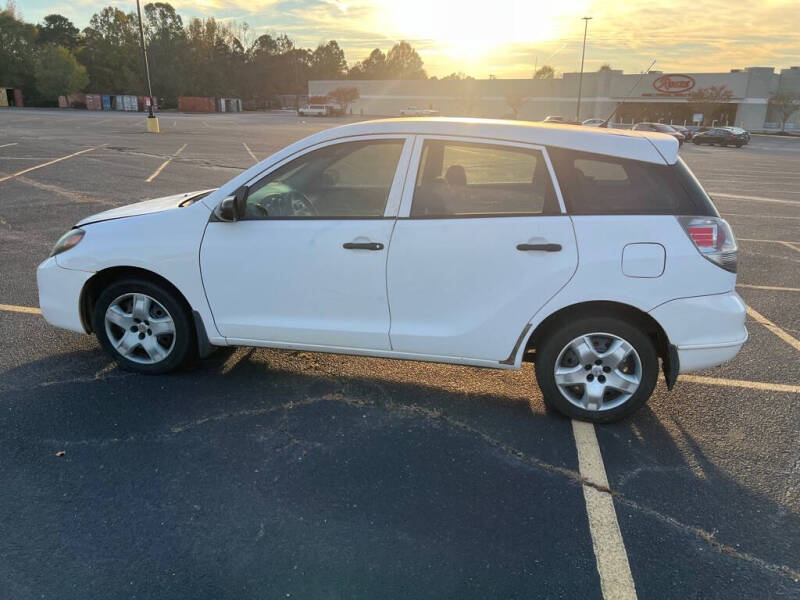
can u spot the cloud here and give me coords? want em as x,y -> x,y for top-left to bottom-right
20,0 -> 800,77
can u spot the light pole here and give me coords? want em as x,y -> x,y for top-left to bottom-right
575,16 -> 592,123
135,0 -> 159,132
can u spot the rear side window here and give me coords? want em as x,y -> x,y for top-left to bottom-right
547,147 -> 718,216
411,140 -> 558,217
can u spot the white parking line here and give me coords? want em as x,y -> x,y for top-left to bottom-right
723,212 -> 800,221
739,238 -> 800,253
242,142 -> 258,163
145,143 -> 187,183
572,420 -> 638,600
0,142 -> 19,149
0,146 -> 102,183
709,192 -> 799,205
746,306 -> 800,352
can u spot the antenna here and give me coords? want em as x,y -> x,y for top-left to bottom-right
599,59 -> 656,128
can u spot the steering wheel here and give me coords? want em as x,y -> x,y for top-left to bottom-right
253,191 -> 317,217
285,190 -> 317,217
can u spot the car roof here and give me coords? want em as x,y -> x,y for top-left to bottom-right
304,117 -> 679,165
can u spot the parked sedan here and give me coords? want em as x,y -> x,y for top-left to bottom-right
722,127 -> 751,144
632,122 -> 685,146
670,124 -> 691,140
692,128 -> 748,147
38,118 -> 745,423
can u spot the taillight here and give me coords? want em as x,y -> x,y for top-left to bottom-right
678,216 -> 738,273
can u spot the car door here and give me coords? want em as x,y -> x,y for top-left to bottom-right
386,136 -> 578,362
200,135 -> 413,350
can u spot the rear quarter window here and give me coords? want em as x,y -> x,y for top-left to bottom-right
547,147 -> 718,216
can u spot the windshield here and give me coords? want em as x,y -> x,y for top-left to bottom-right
654,124 -> 677,132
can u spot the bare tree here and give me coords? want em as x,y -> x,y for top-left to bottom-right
768,92 -> 800,132
533,65 -> 554,79
689,85 -> 734,124
505,91 -> 525,120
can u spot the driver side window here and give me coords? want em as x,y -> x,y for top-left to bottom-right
244,139 -> 405,219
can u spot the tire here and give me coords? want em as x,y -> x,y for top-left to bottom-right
693,139 -> 701,145
93,278 -> 195,374
735,144 -> 743,148
534,315 -> 659,423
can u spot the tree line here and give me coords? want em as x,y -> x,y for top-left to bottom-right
0,3 -> 430,107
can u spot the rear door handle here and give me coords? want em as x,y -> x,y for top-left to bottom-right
516,243 -> 562,252
343,242 -> 384,251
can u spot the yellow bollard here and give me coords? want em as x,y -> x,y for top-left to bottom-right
146,116 -> 160,133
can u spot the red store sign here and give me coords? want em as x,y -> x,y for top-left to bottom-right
652,74 -> 696,94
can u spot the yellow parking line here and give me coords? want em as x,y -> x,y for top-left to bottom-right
746,305 -> 800,352
242,142 -> 258,164
0,142 -> 19,149
681,375 -> 800,394
145,143 -> 187,183
738,283 -> 800,292
0,146 -> 101,183
572,420 -> 638,600
0,303 -> 42,314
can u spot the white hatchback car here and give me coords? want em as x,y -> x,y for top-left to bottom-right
38,118 -> 747,422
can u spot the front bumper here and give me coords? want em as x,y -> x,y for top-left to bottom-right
36,257 -> 94,334
649,291 -> 748,373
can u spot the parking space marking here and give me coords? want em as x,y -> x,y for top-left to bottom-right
746,306 -> 800,352
739,238 -> 800,253
0,146 -> 101,183
681,375 -> 800,394
242,142 -> 258,163
0,303 -> 41,315
710,192 -> 799,205
738,283 -> 800,292
572,420 -> 638,600
145,143 -> 188,183
0,142 -> 18,149
722,212 -> 800,221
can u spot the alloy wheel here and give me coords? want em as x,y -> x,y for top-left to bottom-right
553,332 -> 642,412
104,293 -> 176,364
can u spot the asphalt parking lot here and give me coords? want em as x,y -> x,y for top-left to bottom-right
1,108 -> 798,599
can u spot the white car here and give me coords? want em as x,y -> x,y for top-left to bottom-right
38,118 -> 747,422
297,104 -> 328,117
582,118 -> 606,127
400,107 -> 440,117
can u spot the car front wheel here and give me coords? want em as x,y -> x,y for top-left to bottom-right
535,316 -> 658,423
93,278 -> 194,374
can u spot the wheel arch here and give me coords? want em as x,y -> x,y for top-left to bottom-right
79,266 -> 193,334
521,300 -> 672,369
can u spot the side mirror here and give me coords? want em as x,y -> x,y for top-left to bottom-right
215,195 -> 238,221
214,186 -> 249,222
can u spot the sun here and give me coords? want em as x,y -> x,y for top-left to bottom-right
374,0 -> 588,68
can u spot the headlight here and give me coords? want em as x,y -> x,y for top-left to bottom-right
50,228 -> 85,257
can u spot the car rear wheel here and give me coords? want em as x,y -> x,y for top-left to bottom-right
534,316 -> 658,423
93,278 -> 194,374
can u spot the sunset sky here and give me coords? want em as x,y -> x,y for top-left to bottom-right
18,0 -> 800,78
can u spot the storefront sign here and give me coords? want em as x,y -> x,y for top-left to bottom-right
652,74 -> 696,94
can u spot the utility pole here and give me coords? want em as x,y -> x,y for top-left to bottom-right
135,0 -> 159,132
575,16 -> 592,123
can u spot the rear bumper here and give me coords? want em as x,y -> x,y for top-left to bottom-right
649,291 -> 748,373
36,257 -> 93,334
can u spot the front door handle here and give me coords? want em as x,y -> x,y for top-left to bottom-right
517,243 -> 562,252
343,242 -> 384,251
